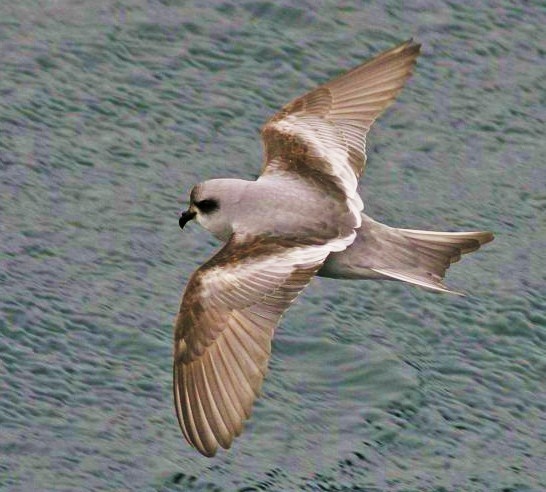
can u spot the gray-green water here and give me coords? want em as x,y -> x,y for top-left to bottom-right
1,2 -> 545,491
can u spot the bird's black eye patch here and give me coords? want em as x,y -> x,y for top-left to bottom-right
195,198 -> 218,213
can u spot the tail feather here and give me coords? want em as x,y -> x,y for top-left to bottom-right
318,215 -> 494,294
369,267 -> 460,294
374,229 -> 493,294
399,229 -> 493,256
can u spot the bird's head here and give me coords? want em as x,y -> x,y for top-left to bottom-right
179,179 -> 247,241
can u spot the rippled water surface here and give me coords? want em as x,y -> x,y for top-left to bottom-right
1,1 -> 545,491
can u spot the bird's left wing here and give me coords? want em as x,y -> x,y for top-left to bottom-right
173,233 -> 348,457
260,40 -> 420,224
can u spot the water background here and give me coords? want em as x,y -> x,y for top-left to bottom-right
1,1 -> 545,490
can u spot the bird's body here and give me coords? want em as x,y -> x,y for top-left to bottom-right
174,40 -> 494,457
192,177 -> 355,243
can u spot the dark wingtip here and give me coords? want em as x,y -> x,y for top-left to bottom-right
404,38 -> 422,55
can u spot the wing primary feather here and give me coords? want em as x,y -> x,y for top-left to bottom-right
195,356 -> 232,449
216,334 -> 256,417
332,59 -> 417,89
205,348 -> 243,438
173,366 -> 193,447
335,78 -> 411,100
332,88 -> 408,106
210,340 -> 247,423
187,363 -> 218,456
181,364 -> 207,454
224,330 -> 264,402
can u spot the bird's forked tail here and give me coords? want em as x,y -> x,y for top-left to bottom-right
318,215 -> 494,294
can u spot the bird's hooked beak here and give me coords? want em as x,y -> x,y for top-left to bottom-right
178,208 -> 196,230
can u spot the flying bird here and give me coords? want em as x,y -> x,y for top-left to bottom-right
174,40 -> 494,457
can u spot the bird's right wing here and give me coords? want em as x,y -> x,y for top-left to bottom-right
173,233 -> 349,457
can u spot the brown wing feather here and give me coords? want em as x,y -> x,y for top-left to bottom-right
261,39 -> 421,187
173,235 -> 334,456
